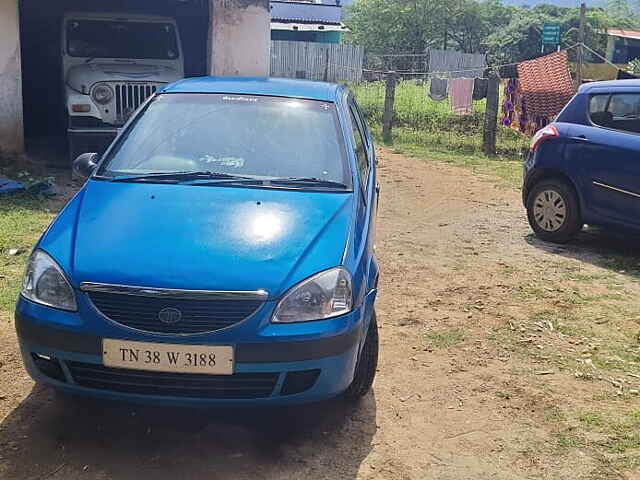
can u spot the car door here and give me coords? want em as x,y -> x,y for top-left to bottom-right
571,91 -> 640,227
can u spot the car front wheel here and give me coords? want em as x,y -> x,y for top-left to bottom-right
527,179 -> 582,243
344,311 -> 379,400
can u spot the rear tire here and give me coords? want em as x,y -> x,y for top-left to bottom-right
344,311 -> 379,400
526,179 -> 582,244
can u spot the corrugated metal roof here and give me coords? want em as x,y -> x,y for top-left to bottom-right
271,1 -> 342,25
607,28 -> 640,41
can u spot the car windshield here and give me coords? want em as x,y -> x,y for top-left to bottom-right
67,20 -> 179,60
98,93 -> 350,187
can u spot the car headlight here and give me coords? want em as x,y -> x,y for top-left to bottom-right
273,267 -> 353,323
21,250 -> 77,312
91,84 -> 113,105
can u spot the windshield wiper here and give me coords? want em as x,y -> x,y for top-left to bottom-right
110,171 -> 253,184
269,177 -> 350,190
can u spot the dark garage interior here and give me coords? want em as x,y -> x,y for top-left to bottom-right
19,0 -> 210,167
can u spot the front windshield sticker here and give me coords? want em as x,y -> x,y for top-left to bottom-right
222,96 -> 258,103
201,155 -> 245,169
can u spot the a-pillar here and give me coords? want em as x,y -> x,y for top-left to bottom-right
208,0 -> 271,77
0,0 -> 24,155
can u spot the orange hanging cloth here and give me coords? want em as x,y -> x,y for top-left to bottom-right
517,51 -> 575,118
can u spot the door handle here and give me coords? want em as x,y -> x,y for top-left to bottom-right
569,135 -> 589,142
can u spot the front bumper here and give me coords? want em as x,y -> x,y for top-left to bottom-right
67,128 -> 118,162
15,290 -> 376,406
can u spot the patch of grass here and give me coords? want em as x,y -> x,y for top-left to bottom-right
353,80 -> 530,160
579,413 -> 604,427
565,273 -> 612,283
425,328 -> 466,349
0,194 -> 56,316
574,410 -> 640,457
591,347 -> 640,373
516,285 -> 551,300
556,433 -> 585,449
382,133 -> 524,187
616,455 -> 640,470
529,310 -> 587,338
545,406 -> 565,423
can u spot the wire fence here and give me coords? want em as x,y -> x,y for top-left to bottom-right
351,78 -> 529,157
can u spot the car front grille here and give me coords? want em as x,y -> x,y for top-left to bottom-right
67,362 -> 279,399
87,291 -> 264,335
113,83 -> 161,123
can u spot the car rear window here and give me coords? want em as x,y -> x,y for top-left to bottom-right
99,93 -> 350,185
589,93 -> 640,134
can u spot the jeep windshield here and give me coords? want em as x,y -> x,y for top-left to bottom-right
97,94 -> 351,190
66,20 -> 179,60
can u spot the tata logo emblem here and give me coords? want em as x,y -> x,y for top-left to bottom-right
158,308 -> 182,325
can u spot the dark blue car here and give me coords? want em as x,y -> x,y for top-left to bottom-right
16,77 -> 380,406
525,79 -> 640,243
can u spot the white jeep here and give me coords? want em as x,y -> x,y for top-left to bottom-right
63,12 -> 185,161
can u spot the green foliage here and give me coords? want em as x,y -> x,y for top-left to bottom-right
628,57 -> 640,75
484,5 -> 611,64
345,0 -> 513,55
346,0 -> 640,65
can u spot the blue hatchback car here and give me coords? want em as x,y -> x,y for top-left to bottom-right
15,77 -> 380,406
525,80 -> 640,243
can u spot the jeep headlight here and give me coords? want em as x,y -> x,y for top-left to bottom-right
273,267 -> 353,323
21,250 -> 77,312
92,84 -> 113,105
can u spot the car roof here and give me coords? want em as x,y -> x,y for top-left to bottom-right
161,77 -> 344,102
579,79 -> 640,94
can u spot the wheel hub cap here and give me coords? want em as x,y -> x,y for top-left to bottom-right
533,190 -> 567,232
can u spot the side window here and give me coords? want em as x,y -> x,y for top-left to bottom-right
353,99 -> 372,150
348,103 -> 370,190
590,93 -> 640,134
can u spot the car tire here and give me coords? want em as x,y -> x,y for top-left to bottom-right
344,311 -> 379,400
527,179 -> 582,243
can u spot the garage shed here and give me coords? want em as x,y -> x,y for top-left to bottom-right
0,0 -> 270,164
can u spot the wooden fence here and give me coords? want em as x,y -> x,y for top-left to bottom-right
270,41 -> 364,83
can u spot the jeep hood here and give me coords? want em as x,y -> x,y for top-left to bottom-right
66,63 -> 182,92
45,181 -> 353,299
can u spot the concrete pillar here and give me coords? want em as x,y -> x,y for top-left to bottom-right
606,35 -> 616,63
208,0 -> 271,77
0,0 -> 24,155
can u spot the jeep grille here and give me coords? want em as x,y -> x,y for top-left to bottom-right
114,83 -> 162,123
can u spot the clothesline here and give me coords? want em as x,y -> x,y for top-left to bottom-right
324,43 -> 588,80
358,44 -> 583,78
579,42 -> 624,72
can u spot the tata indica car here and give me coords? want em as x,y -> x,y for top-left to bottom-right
16,77 -> 380,405
524,80 -> 640,243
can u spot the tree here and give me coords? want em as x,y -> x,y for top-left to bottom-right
344,0 -> 637,67
483,5 -> 613,65
344,0 -> 513,56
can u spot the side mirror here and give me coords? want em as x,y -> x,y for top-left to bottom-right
73,153 -> 99,178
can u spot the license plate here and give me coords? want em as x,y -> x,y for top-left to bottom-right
102,339 -> 234,375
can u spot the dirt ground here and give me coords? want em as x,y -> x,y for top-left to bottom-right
1,148 -> 640,479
